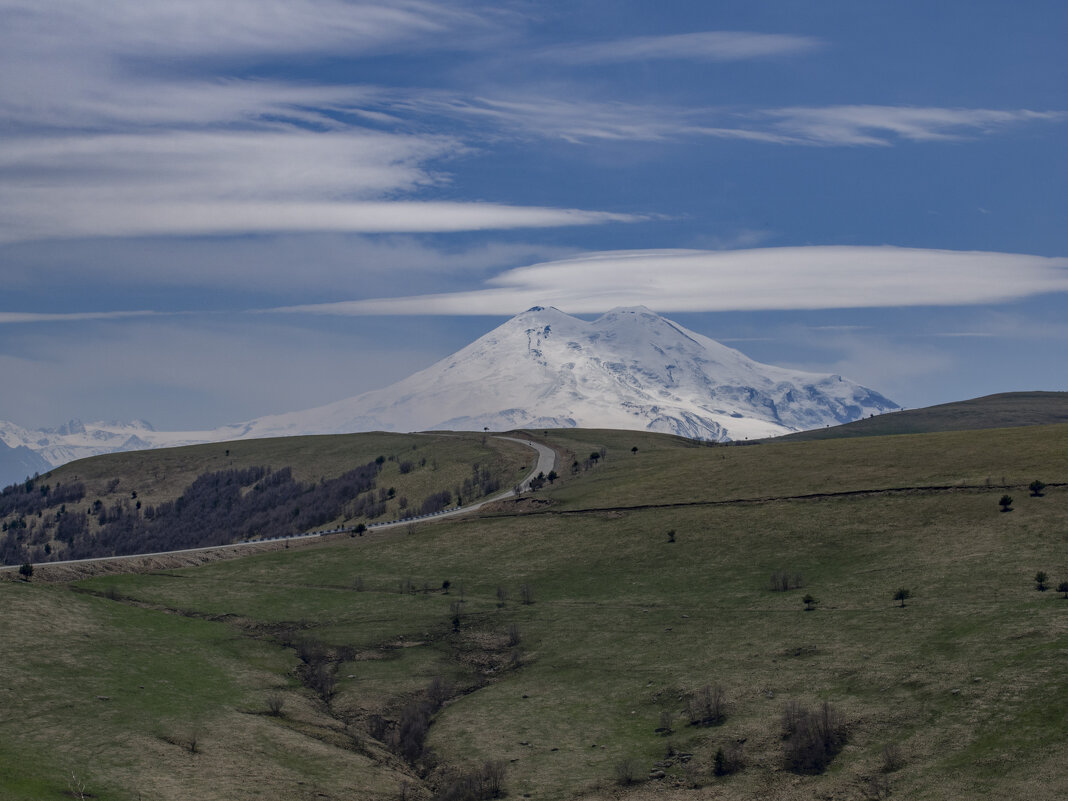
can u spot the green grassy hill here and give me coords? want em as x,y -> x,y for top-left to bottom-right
1,431 -> 532,564
772,390 -> 1068,441
2,424 -> 1067,800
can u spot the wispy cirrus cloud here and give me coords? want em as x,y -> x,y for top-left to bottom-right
762,105 -> 1066,146
539,30 -> 822,64
0,1 -> 637,242
268,246 -> 1068,315
380,90 -> 1063,146
0,311 -> 160,325
0,0 -> 484,62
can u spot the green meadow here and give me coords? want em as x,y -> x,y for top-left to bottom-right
2,423 -> 1066,800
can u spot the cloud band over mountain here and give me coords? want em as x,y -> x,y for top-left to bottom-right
271,246 -> 1068,315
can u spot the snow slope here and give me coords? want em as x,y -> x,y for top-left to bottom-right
222,306 -> 899,442
0,306 -> 899,484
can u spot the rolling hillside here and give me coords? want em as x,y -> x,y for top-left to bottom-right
771,391 -> 1068,441
2,423 -> 1067,801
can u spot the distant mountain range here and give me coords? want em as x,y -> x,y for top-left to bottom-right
1,305 -> 902,485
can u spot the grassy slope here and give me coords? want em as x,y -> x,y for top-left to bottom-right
2,425 -> 1067,800
4,431 -> 530,562
773,391 -> 1068,441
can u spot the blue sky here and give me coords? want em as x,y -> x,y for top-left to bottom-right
1,0 -> 1066,430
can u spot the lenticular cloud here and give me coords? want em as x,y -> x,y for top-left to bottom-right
277,246 -> 1068,315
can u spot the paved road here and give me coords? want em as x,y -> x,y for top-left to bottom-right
0,436 -> 557,572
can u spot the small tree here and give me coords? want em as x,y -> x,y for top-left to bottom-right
442,579 -> 451,594
546,470 -> 558,484
589,452 -> 600,465
667,529 -> 676,543
1029,480 -> 1046,497
802,594 -> 818,611
999,494 -> 1013,512
631,446 -> 638,455
18,562 -> 33,580
1034,571 -> 1049,591
893,587 -> 912,608
520,583 -> 534,605
1057,581 -> 1068,599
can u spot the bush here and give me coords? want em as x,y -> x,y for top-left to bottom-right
880,742 -> 904,772
782,700 -> 846,774
265,693 -> 285,717
713,742 -> 744,776
1035,571 -> 1049,591
999,494 -> 1013,512
614,757 -> 641,785
770,570 -> 803,591
18,562 -> 32,580
1058,581 -> 1068,599
686,684 -> 726,726
434,761 -> 507,801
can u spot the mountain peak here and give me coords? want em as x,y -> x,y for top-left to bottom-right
231,307 -> 899,442
0,307 -> 901,480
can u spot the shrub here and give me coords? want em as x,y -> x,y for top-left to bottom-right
782,700 -> 846,774
1059,581 -> 1068,599
999,494 -> 1013,512
614,757 -> 641,785
881,742 -> 904,772
770,570 -> 804,591
1029,480 -> 1046,497
686,684 -> 726,726
18,562 -> 32,580
265,693 -> 285,717
1035,571 -> 1049,591
713,742 -> 744,776
434,761 -> 507,801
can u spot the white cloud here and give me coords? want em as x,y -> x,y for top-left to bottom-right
1,2 -> 641,241
0,311 -> 159,324
383,92 -> 1063,146
0,0 -> 481,61
268,246 -> 1068,315
762,105 -> 1065,146
0,130 -> 639,241
541,30 -> 821,64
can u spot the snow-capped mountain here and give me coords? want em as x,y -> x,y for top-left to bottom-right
0,306 -> 899,485
217,305 -> 898,441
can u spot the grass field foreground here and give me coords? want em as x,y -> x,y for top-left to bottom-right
1,424 -> 1066,800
